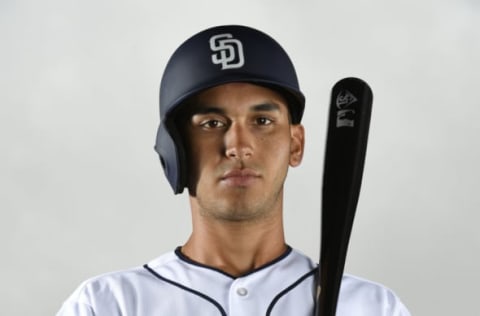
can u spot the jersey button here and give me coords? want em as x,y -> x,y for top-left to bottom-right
236,287 -> 248,296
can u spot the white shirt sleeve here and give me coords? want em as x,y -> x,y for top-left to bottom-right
56,301 -> 95,316
337,274 -> 411,316
56,279 -> 98,316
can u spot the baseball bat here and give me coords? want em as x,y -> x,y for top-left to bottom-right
314,77 -> 373,316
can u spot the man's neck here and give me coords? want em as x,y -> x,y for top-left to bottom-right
181,212 -> 287,277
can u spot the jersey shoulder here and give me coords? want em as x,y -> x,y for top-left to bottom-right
56,251 -> 178,315
338,274 -> 411,316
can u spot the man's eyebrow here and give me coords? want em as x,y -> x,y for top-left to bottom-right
251,103 -> 281,112
190,105 -> 225,115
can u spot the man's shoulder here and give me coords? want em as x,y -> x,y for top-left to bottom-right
68,252 -> 176,296
341,273 -> 398,297
287,249 -> 410,316
338,274 -> 411,316
57,251 -> 178,315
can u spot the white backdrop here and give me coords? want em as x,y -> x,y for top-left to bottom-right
1,0 -> 479,315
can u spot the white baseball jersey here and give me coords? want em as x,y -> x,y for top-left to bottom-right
57,247 -> 411,316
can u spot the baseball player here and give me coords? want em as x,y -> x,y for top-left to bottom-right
57,25 -> 411,316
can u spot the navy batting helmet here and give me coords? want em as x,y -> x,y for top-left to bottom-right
155,25 -> 305,194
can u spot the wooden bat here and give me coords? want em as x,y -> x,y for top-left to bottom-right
314,77 -> 373,316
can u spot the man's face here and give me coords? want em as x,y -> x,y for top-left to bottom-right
182,83 -> 304,222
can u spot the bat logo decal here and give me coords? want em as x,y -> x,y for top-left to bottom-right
335,90 -> 357,128
336,90 -> 357,109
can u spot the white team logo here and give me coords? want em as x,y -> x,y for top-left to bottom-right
210,33 -> 245,70
335,90 -> 357,128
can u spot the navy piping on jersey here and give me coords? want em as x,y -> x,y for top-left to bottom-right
266,267 -> 318,316
174,245 -> 293,279
143,264 -> 227,316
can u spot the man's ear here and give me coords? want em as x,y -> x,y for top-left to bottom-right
289,124 -> 305,167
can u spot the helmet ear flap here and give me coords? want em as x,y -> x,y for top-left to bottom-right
155,123 -> 187,194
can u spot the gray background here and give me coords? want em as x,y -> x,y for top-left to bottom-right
2,0 -> 479,315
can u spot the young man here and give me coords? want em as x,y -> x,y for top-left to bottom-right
57,25 -> 411,315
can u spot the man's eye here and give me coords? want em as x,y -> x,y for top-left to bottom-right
256,117 -> 273,125
201,120 -> 225,128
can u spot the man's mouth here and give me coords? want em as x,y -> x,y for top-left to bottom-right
220,168 -> 260,187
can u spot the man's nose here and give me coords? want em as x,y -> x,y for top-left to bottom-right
224,123 -> 253,159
